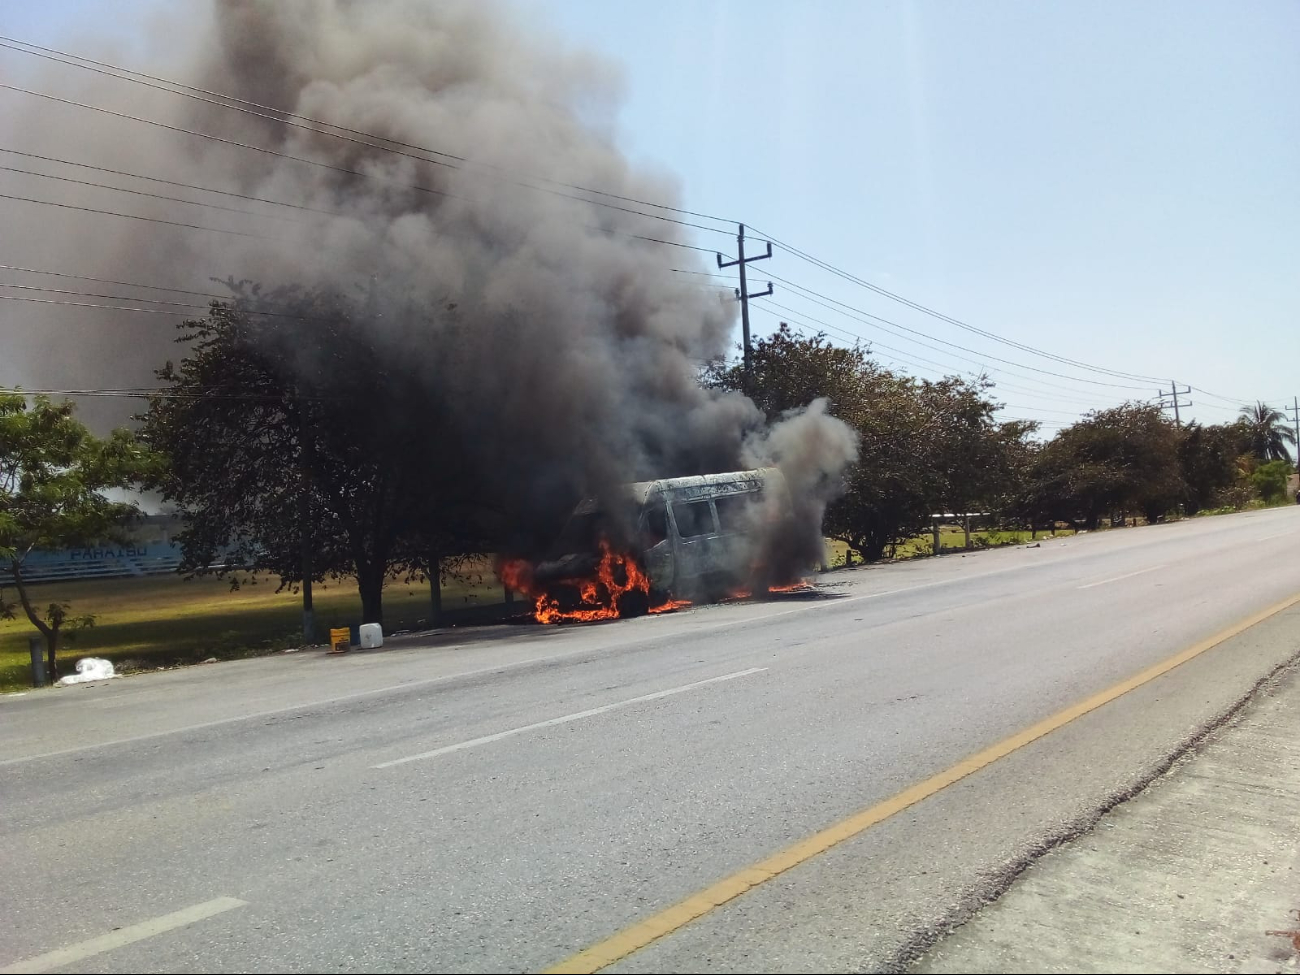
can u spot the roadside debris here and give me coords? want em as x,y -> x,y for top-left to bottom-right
57,658 -> 116,685
1266,909 -> 1300,952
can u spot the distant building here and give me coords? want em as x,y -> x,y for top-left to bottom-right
1,514 -> 187,584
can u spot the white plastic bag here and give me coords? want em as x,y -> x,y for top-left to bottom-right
58,657 -> 116,685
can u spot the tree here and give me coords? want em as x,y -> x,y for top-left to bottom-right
143,284 -> 490,627
1179,422 -> 1248,514
707,327 -> 931,561
1031,404 -> 1183,529
921,376 -> 1037,538
1239,401 -> 1295,463
704,325 -> 870,423
706,326 -> 1027,561
0,394 -> 153,680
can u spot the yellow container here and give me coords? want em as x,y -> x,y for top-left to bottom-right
328,627 -> 350,654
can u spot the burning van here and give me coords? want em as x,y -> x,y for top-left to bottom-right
500,468 -> 796,622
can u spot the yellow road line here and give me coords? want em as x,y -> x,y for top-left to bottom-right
543,591 -> 1300,974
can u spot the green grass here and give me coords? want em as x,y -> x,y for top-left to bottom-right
1193,497 -> 1293,518
1,563 -> 507,692
4,527 -> 1080,692
825,526 -> 1073,566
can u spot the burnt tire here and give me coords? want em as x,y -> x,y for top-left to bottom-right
615,588 -> 650,619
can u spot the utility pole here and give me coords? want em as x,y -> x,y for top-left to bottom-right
717,223 -> 772,394
1287,397 -> 1300,475
1157,380 -> 1192,428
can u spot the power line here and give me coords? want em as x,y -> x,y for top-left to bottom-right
0,38 -> 1248,405
0,292 -> 204,316
4,386 -> 221,399
998,403 -> 1096,417
1191,401 -> 1248,414
749,303 -> 947,380
0,147 -> 347,217
1188,385 -> 1251,408
749,301 -> 956,377
0,263 -> 230,300
0,189 -> 280,240
758,275 -> 1153,395
1,163 -> 299,222
745,222 -> 1167,385
978,378 -> 1124,409
0,145 -> 727,258
673,265 -> 1146,397
755,268 -> 1155,391
0,280 -> 387,325
0,282 -> 219,312
0,273 -> 739,326
0,36 -> 1248,404
744,316 -> 1090,428
0,82 -> 458,203
0,283 -> 315,322
752,293 -> 1131,404
1,385 -> 301,403
748,304 -> 1092,427
748,302 -> 1126,421
0,37 -> 737,235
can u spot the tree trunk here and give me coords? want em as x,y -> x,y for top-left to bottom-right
860,537 -> 888,563
428,553 -> 443,626
353,569 -> 382,629
46,628 -> 60,684
357,564 -> 384,626
10,560 -> 58,680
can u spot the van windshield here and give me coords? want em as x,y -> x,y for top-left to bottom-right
553,501 -> 640,555
554,511 -> 604,554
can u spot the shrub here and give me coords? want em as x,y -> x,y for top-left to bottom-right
1250,459 -> 1292,504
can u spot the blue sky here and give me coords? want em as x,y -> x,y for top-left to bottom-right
6,0 -> 1299,432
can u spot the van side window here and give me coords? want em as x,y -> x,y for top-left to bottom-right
714,494 -> 754,532
642,502 -> 668,547
672,500 -> 715,537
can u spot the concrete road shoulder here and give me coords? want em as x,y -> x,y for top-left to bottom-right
913,652 -> 1300,974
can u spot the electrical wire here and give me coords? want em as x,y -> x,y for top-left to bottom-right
0,146 -> 728,257
755,268 -> 1155,391
0,263 -> 229,300
752,292 -> 1133,403
672,266 -> 1142,398
0,189 -> 279,240
1,163 -> 298,222
745,222 -> 1168,385
0,34 -> 1248,408
0,147 -> 346,217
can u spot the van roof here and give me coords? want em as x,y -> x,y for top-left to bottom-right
625,467 -> 783,505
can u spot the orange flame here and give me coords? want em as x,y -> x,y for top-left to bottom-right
499,539 -> 689,623
648,598 -> 692,614
725,580 -> 811,600
769,580 -> 813,593
498,557 -> 534,594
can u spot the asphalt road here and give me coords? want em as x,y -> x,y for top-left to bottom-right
4,507 -> 1300,974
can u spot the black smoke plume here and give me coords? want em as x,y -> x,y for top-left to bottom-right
2,0 -> 855,567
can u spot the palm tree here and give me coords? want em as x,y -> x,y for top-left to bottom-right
1239,401 -> 1296,462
